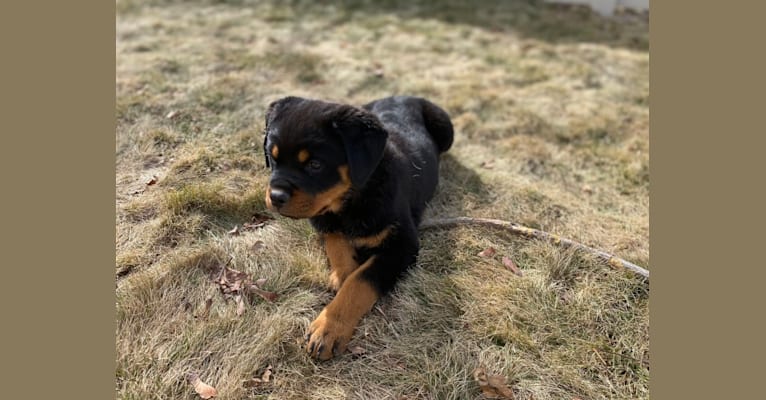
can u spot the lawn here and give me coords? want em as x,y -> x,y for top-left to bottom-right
116,1 -> 649,398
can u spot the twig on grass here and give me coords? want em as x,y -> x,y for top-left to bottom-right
419,217 -> 649,279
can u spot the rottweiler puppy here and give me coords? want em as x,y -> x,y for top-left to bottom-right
262,95 -> 453,360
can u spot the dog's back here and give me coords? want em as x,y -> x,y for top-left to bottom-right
364,96 -> 453,154
364,96 -> 454,223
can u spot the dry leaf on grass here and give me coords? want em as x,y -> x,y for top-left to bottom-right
480,159 -> 495,169
502,256 -> 523,277
166,110 -> 179,119
474,367 -> 514,399
255,213 -> 272,221
241,213 -> 274,231
349,345 -> 367,356
187,373 -> 217,399
243,365 -> 273,388
261,365 -> 273,382
228,225 -> 240,236
243,222 -> 266,231
251,213 -> 274,224
145,175 -> 158,186
248,285 -> 278,302
478,247 -> 497,258
210,263 -> 278,304
235,295 -> 246,316
212,261 -> 248,289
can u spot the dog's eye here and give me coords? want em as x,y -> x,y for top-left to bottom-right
307,159 -> 323,172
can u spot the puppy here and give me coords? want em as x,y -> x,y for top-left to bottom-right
262,96 -> 453,360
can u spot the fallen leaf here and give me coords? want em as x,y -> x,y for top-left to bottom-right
478,247 -> 497,258
243,378 -> 262,388
243,222 -> 266,230
187,373 -> 217,399
251,213 -> 274,224
474,367 -> 514,399
228,225 -> 240,236
261,365 -> 273,382
251,240 -> 265,253
241,214 -> 274,231
210,263 -> 277,303
166,110 -> 179,119
502,256 -> 523,277
247,285 -> 278,302
235,295 -> 246,316
243,365 -> 273,388
210,262 -> 246,286
349,346 -> 367,356
145,175 -> 158,186
480,159 -> 495,169
254,278 -> 267,287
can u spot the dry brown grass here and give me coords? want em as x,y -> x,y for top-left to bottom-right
116,1 -> 649,398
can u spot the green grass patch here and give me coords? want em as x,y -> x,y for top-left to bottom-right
165,184 -> 266,222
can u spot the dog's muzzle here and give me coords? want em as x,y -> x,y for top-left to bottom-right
269,187 -> 291,209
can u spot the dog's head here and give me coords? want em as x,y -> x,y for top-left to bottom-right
262,97 -> 388,219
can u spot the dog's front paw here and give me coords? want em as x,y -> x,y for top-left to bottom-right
305,309 -> 354,360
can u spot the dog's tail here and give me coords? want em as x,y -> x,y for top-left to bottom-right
420,98 -> 454,154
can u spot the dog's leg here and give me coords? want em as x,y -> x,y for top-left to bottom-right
307,229 -> 418,360
324,226 -> 393,291
323,233 -> 358,292
306,255 -> 379,360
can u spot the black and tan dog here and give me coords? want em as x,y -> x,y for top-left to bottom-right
262,95 -> 453,360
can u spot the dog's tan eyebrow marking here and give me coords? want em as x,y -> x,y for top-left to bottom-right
298,149 -> 310,163
271,145 -> 279,159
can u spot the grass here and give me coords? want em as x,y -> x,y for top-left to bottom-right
116,0 -> 649,398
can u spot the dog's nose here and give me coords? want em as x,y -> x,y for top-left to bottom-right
269,188 -> 291,208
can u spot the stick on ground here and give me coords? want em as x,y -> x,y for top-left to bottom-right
420,217 -> 649,279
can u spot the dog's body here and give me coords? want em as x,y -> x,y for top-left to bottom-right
262,96 -> 453,360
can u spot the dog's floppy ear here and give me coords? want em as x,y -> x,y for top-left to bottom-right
263,96 -> 302,168
262,133 -> 270,168
332,106 -> 388,188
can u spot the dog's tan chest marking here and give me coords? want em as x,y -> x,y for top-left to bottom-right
323,225 -> 393,290
350,226 -> 392,248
